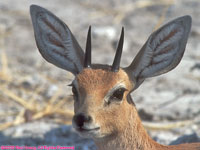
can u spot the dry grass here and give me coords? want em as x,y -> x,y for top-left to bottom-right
0,27 -> 74,130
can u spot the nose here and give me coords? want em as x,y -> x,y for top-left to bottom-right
73,113 -> 92,128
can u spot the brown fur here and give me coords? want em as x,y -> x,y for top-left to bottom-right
73,67 -> 200,150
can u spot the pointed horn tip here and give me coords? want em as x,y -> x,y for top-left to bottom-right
111,26 -> 125,72
118,27 -> 124,43
88,25 -> 91,32
84,25 -> 92,68
121,27 -> 124,37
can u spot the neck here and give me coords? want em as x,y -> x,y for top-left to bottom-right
94,106 -> 164,150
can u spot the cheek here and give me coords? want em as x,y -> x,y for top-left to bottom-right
95,103 -> 128,134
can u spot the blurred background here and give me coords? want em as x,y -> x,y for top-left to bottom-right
0,0 -> 200,149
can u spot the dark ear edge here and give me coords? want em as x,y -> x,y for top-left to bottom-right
124,15 -> 192,90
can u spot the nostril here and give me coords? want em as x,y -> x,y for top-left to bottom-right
74,113 -> 92,128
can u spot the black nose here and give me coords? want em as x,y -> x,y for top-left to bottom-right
73,113 -> 92,128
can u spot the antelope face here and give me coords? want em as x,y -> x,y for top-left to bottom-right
30,5 -> 191,140
72,68 -> 133,138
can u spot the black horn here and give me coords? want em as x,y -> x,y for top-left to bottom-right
111,27 -> 124,72
84,26 -> 92,68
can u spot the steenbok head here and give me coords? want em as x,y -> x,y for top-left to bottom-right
30,4 -> 191,144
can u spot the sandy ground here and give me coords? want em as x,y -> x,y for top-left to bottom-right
0,0 -> 200,149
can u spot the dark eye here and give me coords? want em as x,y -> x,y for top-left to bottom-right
72,86 -> 78,99
110,88 -> 126,101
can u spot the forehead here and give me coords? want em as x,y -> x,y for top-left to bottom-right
75,68 -> 132,92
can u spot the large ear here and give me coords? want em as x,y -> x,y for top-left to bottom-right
30,5 -> 84,75
125,16 -> 192,89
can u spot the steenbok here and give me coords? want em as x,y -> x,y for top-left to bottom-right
30,5 -> 200,150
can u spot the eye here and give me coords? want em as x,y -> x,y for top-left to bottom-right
110,88 -> 126,101
72,86 -> 78,99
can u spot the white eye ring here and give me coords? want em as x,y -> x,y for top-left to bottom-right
104,83 -> 127,104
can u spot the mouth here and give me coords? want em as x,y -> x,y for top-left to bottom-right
76,127 -> 100,133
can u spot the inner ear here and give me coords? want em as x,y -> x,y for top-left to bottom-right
125,16 -> 192,90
